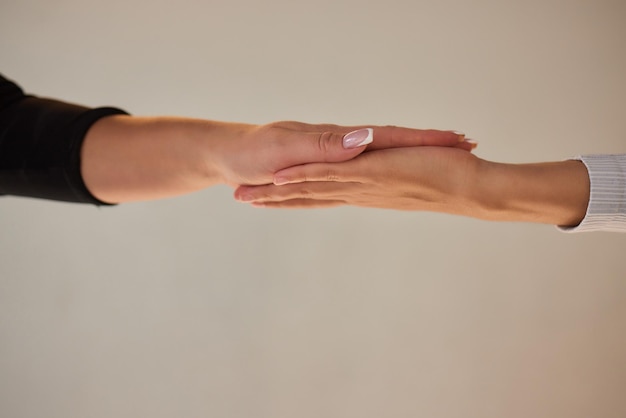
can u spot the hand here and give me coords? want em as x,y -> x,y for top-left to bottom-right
234,146 -> 590,226
235,146 -> 482,213
215,121 -> 473,187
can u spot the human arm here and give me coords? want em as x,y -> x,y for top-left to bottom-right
81,119 -> 473,204
233,146 -> 617,230
0,73 -> 473,204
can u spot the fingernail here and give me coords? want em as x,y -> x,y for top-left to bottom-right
464,138 -> 478,149
452,130 -> 465,141
343,128 -> 373,149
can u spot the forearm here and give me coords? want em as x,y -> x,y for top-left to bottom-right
81,115 -> 252,203
3,74 -> 479,206
475,159 -> 590,226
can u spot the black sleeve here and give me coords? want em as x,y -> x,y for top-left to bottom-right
0,73 -> 129,205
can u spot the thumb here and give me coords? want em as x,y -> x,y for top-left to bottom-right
278,128 -> 373,168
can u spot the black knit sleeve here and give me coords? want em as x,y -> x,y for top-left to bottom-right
0,73 -> 128,205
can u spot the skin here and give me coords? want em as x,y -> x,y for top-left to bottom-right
234,146 -> 590,227
80,116 -> 472,203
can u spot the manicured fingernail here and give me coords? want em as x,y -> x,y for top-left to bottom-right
464,138 -> 478,149
343,128 -> 373,149
452,131 -> 465,141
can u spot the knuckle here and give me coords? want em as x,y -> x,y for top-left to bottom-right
326,169 -> 339,181
259,121 -> 297,138
316,131 -> 335,160
298,187 -> 314,198
272,120 -> 300,130
383,125 -> 399,145
253,123 -> 279,142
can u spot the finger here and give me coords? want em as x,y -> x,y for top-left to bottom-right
453,139 -> 478,152
274,122 -> 468,150
274,128 -> 373,170
272,157 -> 363,185
234,181 -> 357,203
250,199 -> 345,209
272,122 -> 472,153
367,126 -> 465,150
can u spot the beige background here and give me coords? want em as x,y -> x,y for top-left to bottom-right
1,1 -> 626,417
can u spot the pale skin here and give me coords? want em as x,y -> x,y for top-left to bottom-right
234,146 -> 590,227
80,116 -> 473,204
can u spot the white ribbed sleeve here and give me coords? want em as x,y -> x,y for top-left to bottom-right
559,154 -> 626,233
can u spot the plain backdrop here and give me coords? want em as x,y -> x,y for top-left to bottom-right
1,1 -> 626,417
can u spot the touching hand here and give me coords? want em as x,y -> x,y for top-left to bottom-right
215,121 -> 473,187
234,146 -> 483,214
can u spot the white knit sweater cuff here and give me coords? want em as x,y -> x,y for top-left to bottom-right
559,154 -> 626,233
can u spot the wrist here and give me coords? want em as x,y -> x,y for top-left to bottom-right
474,159 -> 590,225
463,158 -> 502,220
197,120 -> 257,186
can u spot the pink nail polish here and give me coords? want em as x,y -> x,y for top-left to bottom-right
343,128 -> 373,149
464,138 -> 478,149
